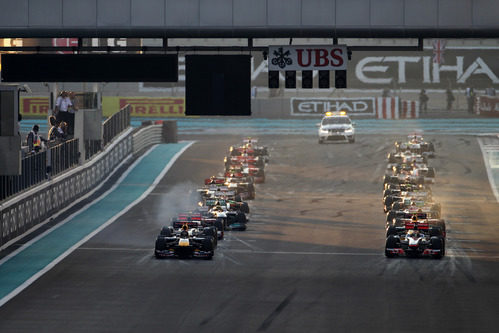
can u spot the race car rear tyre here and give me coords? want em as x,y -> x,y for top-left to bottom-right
160,226 -> 173,237
214,220 -> 224,240
236,212 -> 247,224
386,210 -> 397,225
430,237 -> 443,259
202,238 -> 214,260
429,227 -> 443,238
240,202 -> 250,214
434,220 -> 446,237
203,227 -> 218,248
386,226 -> 397,237
385,235 -> 400,258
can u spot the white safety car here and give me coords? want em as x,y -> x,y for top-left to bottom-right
317,111 -> 355,144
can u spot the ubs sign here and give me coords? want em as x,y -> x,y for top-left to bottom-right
268,45 -> 348,71
291,97 -> 375,116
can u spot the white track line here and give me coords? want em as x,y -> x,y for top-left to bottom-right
0,141 -> 195,308
477,137 -> 499,203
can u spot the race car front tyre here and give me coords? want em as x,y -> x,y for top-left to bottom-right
385,235 -> 400,258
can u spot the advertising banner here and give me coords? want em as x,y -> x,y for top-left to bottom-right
20,97 -> 49,117
102,97 -> 185,117
268,45 -> 348,71
291,97 -> 375,116
476,96 -> 499,116
248,48 -> 499,90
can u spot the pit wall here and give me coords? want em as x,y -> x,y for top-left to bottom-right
0,124 -> 167,250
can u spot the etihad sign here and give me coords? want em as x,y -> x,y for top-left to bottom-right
291,97 -> 375,116
268,45 -> 348,71
355,56 -> 499,84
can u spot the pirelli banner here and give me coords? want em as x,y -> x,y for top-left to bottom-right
20,96 -> 185,118
20,96 -> 49,117
102,97 -> 185,117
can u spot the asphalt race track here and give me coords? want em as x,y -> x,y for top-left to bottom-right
1,133 -> 498,332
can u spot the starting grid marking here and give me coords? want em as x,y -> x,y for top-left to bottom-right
75,246 -> 499,260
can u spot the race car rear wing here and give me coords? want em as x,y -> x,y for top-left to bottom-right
204,178 -> 225,185
172,221 -> 202,229
212,190 -> 236,197
404,222 -> 430,230
243,138 -> 258,144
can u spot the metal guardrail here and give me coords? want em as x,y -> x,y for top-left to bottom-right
1,139 -> 79,202
102,105 -> 131,147
0,151 -> 47,202
132,125 -> 163,156
84,140 -> 102,160
49,138 -> 80,177
0,129 -> 133,249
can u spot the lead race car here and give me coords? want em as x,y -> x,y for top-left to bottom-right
154,224 -> 217,259
385,220 -> 445,259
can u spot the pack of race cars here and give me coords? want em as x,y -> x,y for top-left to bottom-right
383,134 -> 446,259
154,137 -> 269,260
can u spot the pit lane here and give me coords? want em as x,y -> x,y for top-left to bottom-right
0,133 -> 498,332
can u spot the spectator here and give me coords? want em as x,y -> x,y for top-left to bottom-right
446,89 -> 455,111
48,116 -> 60,141
466,87 -> 475,114
67,91 -> 79,136
382,88 -> 391,98
26,124 -> 47,153
57,121 -> 68,142
419,89 -> 429,114
54,91 -> 72,128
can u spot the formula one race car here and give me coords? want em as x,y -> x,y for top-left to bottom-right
385,221 -> 445,259
208,204 -> 247,231
229,137 -> 269,160
154,224 -> 217,259
174,212 -> 225,240
394,134 -> 435,158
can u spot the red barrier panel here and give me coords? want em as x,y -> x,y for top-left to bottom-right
376,97 -> 399,119
400,100 -> 419,119
475,96 -> 499,116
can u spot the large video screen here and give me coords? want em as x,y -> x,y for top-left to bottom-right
186,55 -> 250,116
